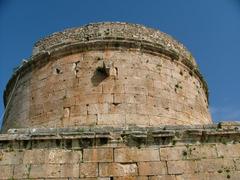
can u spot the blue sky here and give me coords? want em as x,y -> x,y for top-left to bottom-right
0,0 -> 240,125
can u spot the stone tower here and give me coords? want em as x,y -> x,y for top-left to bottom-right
0,22 -> 240,179
2,22 -> 211,132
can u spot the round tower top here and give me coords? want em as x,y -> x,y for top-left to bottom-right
33,22 -> 197,66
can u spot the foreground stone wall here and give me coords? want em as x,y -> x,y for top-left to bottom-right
0,123 -> 240,179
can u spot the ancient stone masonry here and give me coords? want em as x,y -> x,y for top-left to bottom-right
1,22 -> 239,179
2,22 -> 211,131
1,123 -> 240,179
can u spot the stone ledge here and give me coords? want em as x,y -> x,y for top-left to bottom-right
0,122 -> 239,148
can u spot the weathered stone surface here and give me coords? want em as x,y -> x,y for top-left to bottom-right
0,151 -> 23,165
46,149 -> 82,164
149,175 -> 176,180
79,163 -> 98,178
114,176 -> 149,180
0,165 -> 13,179
185,144 -> 218,160
114,148 -> 160,162
216,144 -> 240,158
160,146 -> 187,161
13,164 -> 30,179
138,162 -> 167,175
99,163 -> 138,177
167,160 -> 198,175
83,148 -> 113,162
23,149 -> 45,164
197,158 -> 235,173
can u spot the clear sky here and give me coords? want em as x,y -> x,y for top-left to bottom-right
0,0 -> 240,126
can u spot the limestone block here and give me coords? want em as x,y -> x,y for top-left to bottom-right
0,165 -> 13,179
70,105 -> 87,116
138,162 -> 167,175
186,144 -> 218,160
46,149 -> 82,164
99,163 -> 138,177
197,158 -> 235,173
160,146 -> 187,161
87,103 -> 109,115
216,144 -> 240,158
234,158 -> 240,170
79,163 -> 98,178
125,86 -> 148,95
97,114 -> 125,126
114,148 -> 160,162
149,175 -> 176,180
102,81 -> 125,94
167,160 -> 198,175
0,151 -> 23,165
46,164 -> 61,178
13,164 -> 30,179
60,164 -> 79,178
114,176 -> 149,180
68,115 -> 97,126
126,114 -> 149,125
29,164 -> 47,178
23,149 -> 45,164
175,173 -> 207,180
83,148 -> 113,162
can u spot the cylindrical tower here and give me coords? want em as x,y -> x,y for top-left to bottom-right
2,22 -> 212,132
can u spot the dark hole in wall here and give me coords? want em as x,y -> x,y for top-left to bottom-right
91,67 -> 108,86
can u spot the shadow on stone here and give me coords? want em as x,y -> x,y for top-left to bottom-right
91,67 -> 108,86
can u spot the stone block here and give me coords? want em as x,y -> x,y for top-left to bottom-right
234,158 -> 240,170
216,144 -> 240,158
23,149 -> 45,164
167,160 -> 198,175
114,148 -> 160,162
68,115 -> 97,126
175,173 -> 207,180
102,82 -> 125,94
185,144 -> 218,160
125,86 -> 148,95
46,149 -> 82,164
29,164 -> 47,178
138,162 -> 167,175
87,103 -> 109,114
97,114 -> 125,126
149,175 -> 176,180
126,114 -> 149,125
79,163 -> 98,178
46,164 -> 61,178
0,151 -> 23,165
0,165 -> 13,179
160,146 -> 187,161
70,104 -> 87,116
83,148 -> 113,162
60,164 -> 79,178
113,93 -> 125,104
197,158 -> 235,173
13,164 -> 30,179
114,176 -> 149,180
99,163 -> 138,177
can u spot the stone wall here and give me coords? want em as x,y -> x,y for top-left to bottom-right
0,122 -> 240,179
2,49 -> 211,132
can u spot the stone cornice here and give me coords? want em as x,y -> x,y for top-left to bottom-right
0,122 -> 239,148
